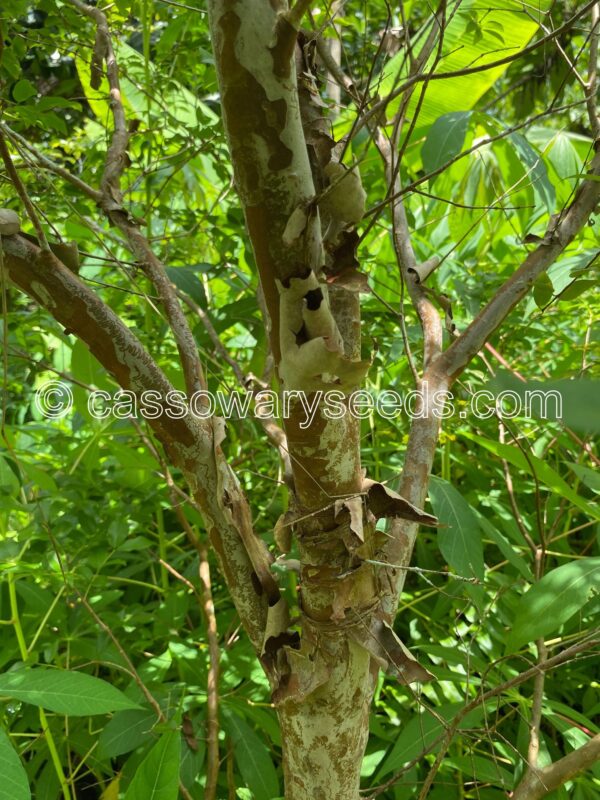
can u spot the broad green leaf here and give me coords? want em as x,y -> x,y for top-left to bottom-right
222,709 -> 280,800
165,267 -> 207,307
475,114 -> 555,215
74,55 -> 114,126
533,273 -> 554,308
98,709 -> 157,759
507,558 -> 600,651
429,476 -> 484,581
124,729 -> 180,800
0,729 -> 30,800
0,456 -> 20,492
460,431 -> 600,521
380,0 -> 553,134
508,131 -> 555,214
559,279 -> 597,301
71,339 -> 110,389
568,463 -> 600,493
12,79 -> 37,103
0,669 -> 141,716
421,111 -> 471,176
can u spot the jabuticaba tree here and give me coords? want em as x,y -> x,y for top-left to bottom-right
1,1 -> 599,798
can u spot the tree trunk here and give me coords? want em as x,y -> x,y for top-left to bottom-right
207,4 -> 381,795
277,639 -> 374,800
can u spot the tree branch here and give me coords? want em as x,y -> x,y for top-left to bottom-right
512,733 -> 600,800
67,0 -> 128,202
373,3 -> 447,616
0,231 -> 276,652
177,289 -> 294,486
0,133 -> 49,249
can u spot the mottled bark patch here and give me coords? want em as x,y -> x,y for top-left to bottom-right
219,11 -> 293,192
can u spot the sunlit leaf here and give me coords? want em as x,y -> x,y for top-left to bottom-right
0,730 -> 30,800
0,669 -> 141,716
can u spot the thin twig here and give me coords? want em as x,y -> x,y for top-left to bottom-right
587,4 -> 600,138
355,1 -> 598,137
67,0 -> 205,397
369,635 -> 600,798
0,124 -> 102,202
0,132 -> 49,249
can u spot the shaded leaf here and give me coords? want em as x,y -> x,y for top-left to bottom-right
507,558 -> 600,650
222,709 -> 280,800
98,709 -> 157,759
533,272 -> 554,308
422,112 -> 471,176
429,476 -> 484,581
12,79 -> 37,103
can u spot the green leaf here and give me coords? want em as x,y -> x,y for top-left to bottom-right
568,463 -> 600,493
533,272 -> 554,308
98,709 -> 157,759
429,476 -> 485,581
379,0 -> 553,134
460,431 -> 600,521
124,729 -> 181,800
421,111 -> 471,176
222,709 -> 280,800
507,558 -> 600,651
70,339 -> 109,388
559,280 -> 596,301
12,79 -> 37,103
0,729 -> 30,800
165,267 -> 207,307
508,131 -> 555,214
0,456 -> 20,492
476,513 -> 533,580
0,669 -> 141,716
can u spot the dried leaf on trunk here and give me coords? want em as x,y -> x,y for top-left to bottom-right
349,618 -> 434,684
365,481 -> 438,526
334,495 -> 365,542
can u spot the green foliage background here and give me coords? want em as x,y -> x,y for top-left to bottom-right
0,1 -> 598,799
